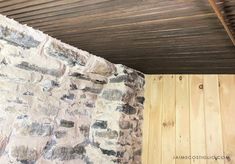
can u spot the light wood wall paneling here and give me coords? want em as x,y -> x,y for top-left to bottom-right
148,75 -> 163,164
219,75 -> 235,164
175,75 -> 190,164
142,75 -> 152,164
162,75 -> 176,164
143,75 -> 235,163
189,75 -> 206,164
204,75 -> 224,164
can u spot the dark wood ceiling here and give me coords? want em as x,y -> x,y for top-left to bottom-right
223,0 -> 235,43
1,0 -> 235,74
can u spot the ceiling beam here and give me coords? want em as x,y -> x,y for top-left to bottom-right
208,0 -> 235,46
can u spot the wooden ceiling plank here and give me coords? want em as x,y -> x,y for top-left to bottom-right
0,0 -> 55,12
0,0 -> 29,8
25,11 -> 215,32
208,0 -> 235,46
14,1 -> 209,27
3,0 -> 84,17
44,26 -> 222,39
14,1 -> 198,22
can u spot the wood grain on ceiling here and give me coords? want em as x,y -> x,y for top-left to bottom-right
0,0 -> 235,74
208,0 -> 235,45
223,0 -> 235,38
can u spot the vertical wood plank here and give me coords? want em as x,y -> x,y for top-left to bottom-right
219,75 -> 235,164
204,75 -> 224,164
189,75 -> 206,164
148,75 -> 163,164
162,75 -> 176,164
142,75 -> 152,164
175,75 -> 190,164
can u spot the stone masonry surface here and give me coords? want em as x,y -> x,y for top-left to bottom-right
0,15 -> 145,164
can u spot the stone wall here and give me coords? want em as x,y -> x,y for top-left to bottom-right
0,15 -> 145,164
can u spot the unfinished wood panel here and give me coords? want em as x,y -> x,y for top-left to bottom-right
148,75 -> 163,164
142,75 -> 152,164
219,75 -> 235,164
204,75 -> 224,164
175,75 -> 190,164
144,75 -> 235,164
189,75 -> 206,164
162,75 -> 176,164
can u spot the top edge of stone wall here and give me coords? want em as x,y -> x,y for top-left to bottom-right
0,15 -> 46,43
0,14 -> 90,54
0,14 -> 141,77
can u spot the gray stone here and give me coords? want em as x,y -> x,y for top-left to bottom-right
19,159 -> 35,164
43,139 -> 56,155
0,73 -> 7,77
85,101 -> 95,108
42,80 -> 60,92
0,26 -> 40,48
60,93 -> 75,100
102,89 -> 123,101
134,149 -> 141,156
17,115 -> 28,119
11,146 -> 37,162
7,97 -> 23,104
54,131 -> 67,139
51,80 -> 60,87
70,72 -> 91,81
49,146 -> 75,160
94,79 -> 107,84
92,120 -> 107,129
121,68 -> 145,90
44,142 -> 87,161
125,72 -> 138,83
41,105 -> 59,116
80,94 -> 86,98
47,42 -> 88,66
73,144 -> 86,155
0,57 -> 8,65
100,148 -> 116,156
117,104 -> 136,115
119,121 -> 131,129
136,72 -> 145,79
95,130 -> 118,139
60,119 -> 74,128
23,91 -> 34,96
79,125 -> 90,138
86,57 -> 116,76
70,72 -> 107,84
16,62 -> 64,77
70,83 -> 78,90
82,87 -> 102,94
136,97 -> 145,104
22,122 -> 53,136
109,75 -> 128,83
